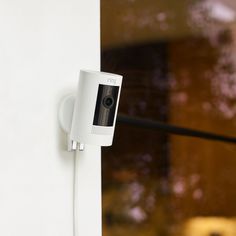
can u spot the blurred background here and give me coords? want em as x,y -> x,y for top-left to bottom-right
101,0 -> 236,236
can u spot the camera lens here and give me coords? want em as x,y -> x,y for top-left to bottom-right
103,96 -> 114,109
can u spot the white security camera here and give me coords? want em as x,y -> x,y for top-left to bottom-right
58,70 -> 122,236
59,70 -> 123,150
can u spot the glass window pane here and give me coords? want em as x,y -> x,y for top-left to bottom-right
101,1 -> 236,235
102,130 -> 236,236
101,0 -> 236,136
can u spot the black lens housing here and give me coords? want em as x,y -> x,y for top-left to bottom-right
103,96 -> 114,109
93,84 -> 119,127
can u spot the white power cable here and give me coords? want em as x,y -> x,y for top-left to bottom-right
73,149 -> 79,236
72,145 -> 102,236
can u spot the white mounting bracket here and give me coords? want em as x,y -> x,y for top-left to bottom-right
58,94 -> 84,151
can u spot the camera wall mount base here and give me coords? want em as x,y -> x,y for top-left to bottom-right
58,94 -> 84,151
59,94 -> 75,134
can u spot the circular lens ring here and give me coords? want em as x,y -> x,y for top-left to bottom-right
103,96 -> 115,109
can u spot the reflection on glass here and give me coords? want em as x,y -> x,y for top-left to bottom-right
101,0 -> 236,236
102,125 -> 170,236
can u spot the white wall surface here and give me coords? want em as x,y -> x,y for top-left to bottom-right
0,0 -> 100,235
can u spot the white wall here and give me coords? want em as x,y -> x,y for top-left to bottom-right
0,0 -> 100,235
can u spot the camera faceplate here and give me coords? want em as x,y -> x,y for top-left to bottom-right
93,84 -> 119,127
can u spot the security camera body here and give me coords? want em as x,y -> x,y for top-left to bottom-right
70,70 -> 123,146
